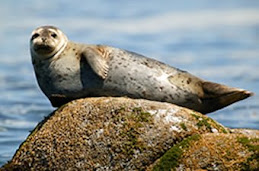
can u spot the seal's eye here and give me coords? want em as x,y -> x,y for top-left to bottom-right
31,33 -> 40,40
51,33 -> 57,38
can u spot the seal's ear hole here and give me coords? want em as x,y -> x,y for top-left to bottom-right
31,33 -> 40,40
51,33 -> 57,38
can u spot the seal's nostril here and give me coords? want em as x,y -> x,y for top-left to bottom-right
42,37 -> 47,42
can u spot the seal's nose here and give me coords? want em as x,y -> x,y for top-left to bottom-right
42,37 -> 47,42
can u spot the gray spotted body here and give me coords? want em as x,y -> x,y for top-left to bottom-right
105,49 -> 200,103
30,26 -> 253,113
34,42 -> 199,104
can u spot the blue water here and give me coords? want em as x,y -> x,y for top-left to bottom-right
0,0 -> 259,166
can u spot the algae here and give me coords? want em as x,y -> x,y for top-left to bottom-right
180,123 -> 187,131
117,107 -> 152,157
152,134 -> 200,171
191,112 -> 228,133
238,137 -> 259,170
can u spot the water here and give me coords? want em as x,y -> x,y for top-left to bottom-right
0,0 -> 259,166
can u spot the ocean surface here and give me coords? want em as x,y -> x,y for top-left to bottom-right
0,0 -> 259,166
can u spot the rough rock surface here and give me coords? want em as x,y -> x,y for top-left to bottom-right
1,97 -> 258,170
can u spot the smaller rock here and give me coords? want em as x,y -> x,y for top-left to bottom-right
150,130 -> 259,171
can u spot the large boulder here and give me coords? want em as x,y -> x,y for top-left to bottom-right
1,97 -> 258,170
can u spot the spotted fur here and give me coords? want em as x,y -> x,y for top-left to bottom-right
30,26 -> 253,113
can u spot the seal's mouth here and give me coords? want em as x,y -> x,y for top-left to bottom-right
33,44 -> 54,54
34,44 -> 52,51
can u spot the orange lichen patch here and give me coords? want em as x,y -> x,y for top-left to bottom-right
178,133 -> 258,170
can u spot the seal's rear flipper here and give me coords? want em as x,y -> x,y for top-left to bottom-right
199,81 -> 254,114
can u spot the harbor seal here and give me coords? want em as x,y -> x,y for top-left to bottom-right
30,26 -> 253,114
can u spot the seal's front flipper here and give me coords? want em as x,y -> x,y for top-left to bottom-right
199,81 -> 254,114
82,47 -> 109,79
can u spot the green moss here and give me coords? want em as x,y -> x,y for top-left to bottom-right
191,112 -> 228,133
132,107 -> 152,122
238,137 -> 259,171
208,118 -> 228,134
191,113 -> 212,130
121,127 -> 144,156
114,106 -> 126,114
180,123 -> 187,131
153,134 -> 200,171
119,107 -> 152,157
238,137 -> 259,152
191,113 -> 200,120
197,118 -> 211,129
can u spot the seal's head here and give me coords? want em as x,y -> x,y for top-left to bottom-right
30,26 -> 68,59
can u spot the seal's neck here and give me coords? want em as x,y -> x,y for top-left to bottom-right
50,40 -> 68,61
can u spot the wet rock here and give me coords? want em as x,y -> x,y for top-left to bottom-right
1,97 -> 258,170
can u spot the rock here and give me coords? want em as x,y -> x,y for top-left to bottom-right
1,97 -> 258,170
